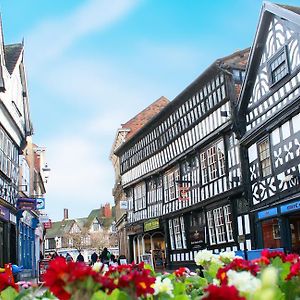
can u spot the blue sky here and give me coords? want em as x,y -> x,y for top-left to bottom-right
1,0 -> 299,221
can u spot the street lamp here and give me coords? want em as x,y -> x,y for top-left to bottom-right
42,163 -> 51,184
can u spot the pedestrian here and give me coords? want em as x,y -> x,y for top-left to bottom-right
109,254 -> 118,266
66,253 -> 73,262
100,248 -> 110,265
76,252 -> 84,262
91,252 -> 98,265
51,251 -> 59,259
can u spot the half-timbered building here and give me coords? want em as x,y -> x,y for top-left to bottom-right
115,48 -> 249,269
237,3 -> 300,253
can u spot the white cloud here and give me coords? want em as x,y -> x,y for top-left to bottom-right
26,0 -> 140,73
45,134 -> 113,220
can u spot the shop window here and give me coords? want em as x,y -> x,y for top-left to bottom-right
268,47 -> 289,86
257,138 -> 272,177
261,218 -> 281,249
207,205 -> 233,245
168,217 -> 187,250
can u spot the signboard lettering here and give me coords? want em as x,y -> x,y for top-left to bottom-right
144,219 -> 160,232
281,200 -> 300,214
257,207 -> 278,220
17,198 -> 37,210
0,205 -> 9,221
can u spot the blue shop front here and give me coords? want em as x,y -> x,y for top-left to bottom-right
17,210 -> 39,279
255,198 -> 300,254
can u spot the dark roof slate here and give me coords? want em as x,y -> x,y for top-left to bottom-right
277,4 -> 300,15
4,43 -> 23,75
45,219 -> 75,239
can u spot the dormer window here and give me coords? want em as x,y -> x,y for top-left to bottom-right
268,47 -> 289,86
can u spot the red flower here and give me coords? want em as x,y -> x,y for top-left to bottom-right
261,249 -> 285,261
251,256 -> 270,266
285,254 -> 300,264
286,262 -> 300,280
174,267 -> 190,277
0,273 -> 19,292
203,284 -> 246,300
216,267 -> 228,285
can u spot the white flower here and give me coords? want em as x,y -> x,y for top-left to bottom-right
194,250 -> 214,266
153,276 -> 174,297
92,262 -> 108,273
261,266 -> 278,288
227,270 -> 261,295
219,251 -> 236,262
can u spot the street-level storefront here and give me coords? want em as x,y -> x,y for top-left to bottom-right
0,203 -> 17,267
255,198 -> 300,253
18,210 -> 39,279
128,219 -> 165,269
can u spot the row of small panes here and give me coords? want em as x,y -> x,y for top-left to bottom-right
121,73 -> 225,162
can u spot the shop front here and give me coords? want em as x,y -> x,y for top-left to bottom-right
255,199 -> 300,253
0,204 -> 17,267
18,210 -> 39,279
0,204 -> 9,267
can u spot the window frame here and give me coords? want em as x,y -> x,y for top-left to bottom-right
257,137 -> 272,178
267,46 -> 290,87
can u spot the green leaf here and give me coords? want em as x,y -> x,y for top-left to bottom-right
173,295 -> 189,300
0,287 -> 19,300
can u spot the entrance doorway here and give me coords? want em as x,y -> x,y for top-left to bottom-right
133,232 -> 165,264
288,213 -> 300,254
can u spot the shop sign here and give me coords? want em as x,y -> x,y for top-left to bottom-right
9,213 -> 16,224
120,200 -> 128,210
39,215 -> 49,223
17,198 -> 37,210
189,227 -> 205,246
43,220 -> 52,229
144,219 -> 160,232
280,200 -> 300,214
22,211 -> 33,227
36,198 -> 45,210
257,207 -> 278,220
0,205 -> 9,221
178,186 -> 190,201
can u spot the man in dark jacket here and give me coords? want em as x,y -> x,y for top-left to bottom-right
91,252 -> 98,265
76,252 -> 84,262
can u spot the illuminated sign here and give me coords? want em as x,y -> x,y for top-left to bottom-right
144,219 -> 160,232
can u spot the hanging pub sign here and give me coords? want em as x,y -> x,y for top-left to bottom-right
189,227 -> 205,247
120,200 -> 128,210
43,219 -> 52,229
178,185 -> 190,201
17,198 -> 37,210
39,215 -> 49,223
36,198 -> 45,210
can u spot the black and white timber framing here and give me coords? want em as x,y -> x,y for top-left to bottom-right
237,3 -> 300,252
115,48 -> 250,268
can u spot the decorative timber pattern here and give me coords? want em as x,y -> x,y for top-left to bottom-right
246,16 -> 300,133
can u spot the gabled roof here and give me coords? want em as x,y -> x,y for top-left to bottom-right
121,96 -> 170,140
238,2 -> 300,114
4,43 -> 23,75
45,219 -> 75,239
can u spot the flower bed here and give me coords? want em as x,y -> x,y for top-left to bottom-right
1,249 -> 300,299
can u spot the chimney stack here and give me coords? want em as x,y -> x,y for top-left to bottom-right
63,208 -> 69,220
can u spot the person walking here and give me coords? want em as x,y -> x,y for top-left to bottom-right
66,253 -> 73,262
91,252 -> 98,265
76,252 -> 84,262
100,248 -> 110,265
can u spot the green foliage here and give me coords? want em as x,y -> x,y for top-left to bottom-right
0,287 -> 19,300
